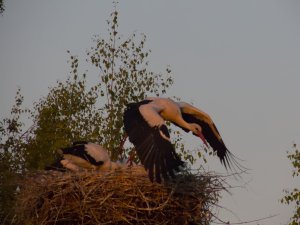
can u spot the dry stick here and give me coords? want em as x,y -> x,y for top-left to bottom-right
212,214 -> 279,225
99,192 -> 114,206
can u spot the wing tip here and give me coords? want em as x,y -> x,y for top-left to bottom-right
220,149 -> 249,176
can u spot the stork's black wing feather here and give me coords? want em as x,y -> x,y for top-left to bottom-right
180,113 -> 234,169
123,100 -> 184,182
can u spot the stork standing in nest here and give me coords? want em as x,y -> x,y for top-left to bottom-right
123,97 -> 242,182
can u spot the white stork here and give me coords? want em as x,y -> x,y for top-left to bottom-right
51,141 -> 121,172
123,97 -> 241,182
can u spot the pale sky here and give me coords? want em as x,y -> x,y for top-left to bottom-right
1,1 -> 300,224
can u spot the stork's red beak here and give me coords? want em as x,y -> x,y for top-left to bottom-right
198,131 -> 208,147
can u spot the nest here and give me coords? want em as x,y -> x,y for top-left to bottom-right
15,166 -> 225,225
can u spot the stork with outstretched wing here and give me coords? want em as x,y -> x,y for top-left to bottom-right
123,97 -> 242,182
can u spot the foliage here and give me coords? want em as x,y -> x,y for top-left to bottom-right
0,0 -> 4,14
87,8 -> 172,159
0,89 -> 26,222
281,144 -> 300,225
24,67 -> 104,169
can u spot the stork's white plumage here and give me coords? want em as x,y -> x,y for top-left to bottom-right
60,159 -> 80,172
123,97 -> 241,182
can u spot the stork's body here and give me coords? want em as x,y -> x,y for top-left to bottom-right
124,97 -> 239,182
46,142 -> 121,172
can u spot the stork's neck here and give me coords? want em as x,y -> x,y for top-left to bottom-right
101,160 -> 112,170
173,116 -> 194,133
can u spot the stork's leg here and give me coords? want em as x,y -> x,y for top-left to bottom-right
126,149 -> 138,167
118,133 -> 128,158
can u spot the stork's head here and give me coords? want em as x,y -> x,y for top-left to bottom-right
189,123 -> 208,147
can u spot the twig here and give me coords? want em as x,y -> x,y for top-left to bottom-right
212,214 -> 279,225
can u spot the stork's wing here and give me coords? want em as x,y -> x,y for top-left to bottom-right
177,102 -> 243,171
123,100 -> 184,182
182,113 -> 227,159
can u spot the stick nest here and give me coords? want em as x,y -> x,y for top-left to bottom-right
15,166 -> 225,225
